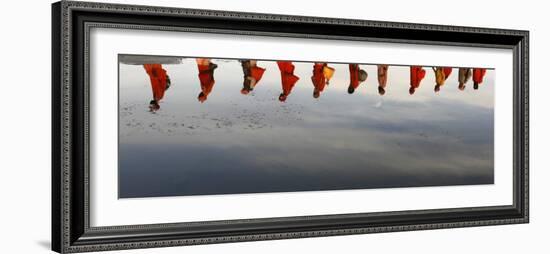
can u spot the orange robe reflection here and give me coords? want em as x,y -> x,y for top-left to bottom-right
196,58 -> 217,103
409,66 -> 426,95
144,64 -> 168,102
433,67 -> 453,92
143,64 -> 169,111
277,61 -> 300,102
311,63 -> 328,98
473,68 -> 487,90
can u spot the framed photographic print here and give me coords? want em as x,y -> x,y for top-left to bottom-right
52,1 -> 529,253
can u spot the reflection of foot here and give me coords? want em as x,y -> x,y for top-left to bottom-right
166,75 -> 171,90
347,86 -> 355,94
240,89 -> 250,95
210,63 -> 218,70
149,100 -> 160,112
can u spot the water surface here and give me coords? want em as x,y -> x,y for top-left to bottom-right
118,56 -> 494,198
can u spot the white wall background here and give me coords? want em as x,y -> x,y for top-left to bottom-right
0,0 -> 546,253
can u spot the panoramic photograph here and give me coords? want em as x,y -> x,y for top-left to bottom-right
118,54 -> 494,198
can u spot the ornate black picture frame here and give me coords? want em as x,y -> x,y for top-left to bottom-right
52,1 -> 529,253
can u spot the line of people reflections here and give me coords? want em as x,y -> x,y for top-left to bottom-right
143,58 -> 488,112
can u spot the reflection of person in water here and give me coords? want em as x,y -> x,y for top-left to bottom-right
196,58 -> 218,103
240,60 -> 266,95
377,64 -> 389,95
348,64 -> 368,94
311,63 -> 330,98
143,64 -> 171,112
409,66 -> 426,95
458,68 -> 472,91
433,67 -> 452,93
277,61 -> 300,102
473,68 -> 487,90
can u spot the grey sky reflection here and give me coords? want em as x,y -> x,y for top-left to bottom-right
118,55 -> 494,198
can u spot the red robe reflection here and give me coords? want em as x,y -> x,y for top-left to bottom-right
143,64 -> 168,102
250,66 -> 266,84
443,67 -> 453,80
277,61 -> 300,102
409,66 -> 426,95
473,68 -> 487,89
349,64 -> 361,90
